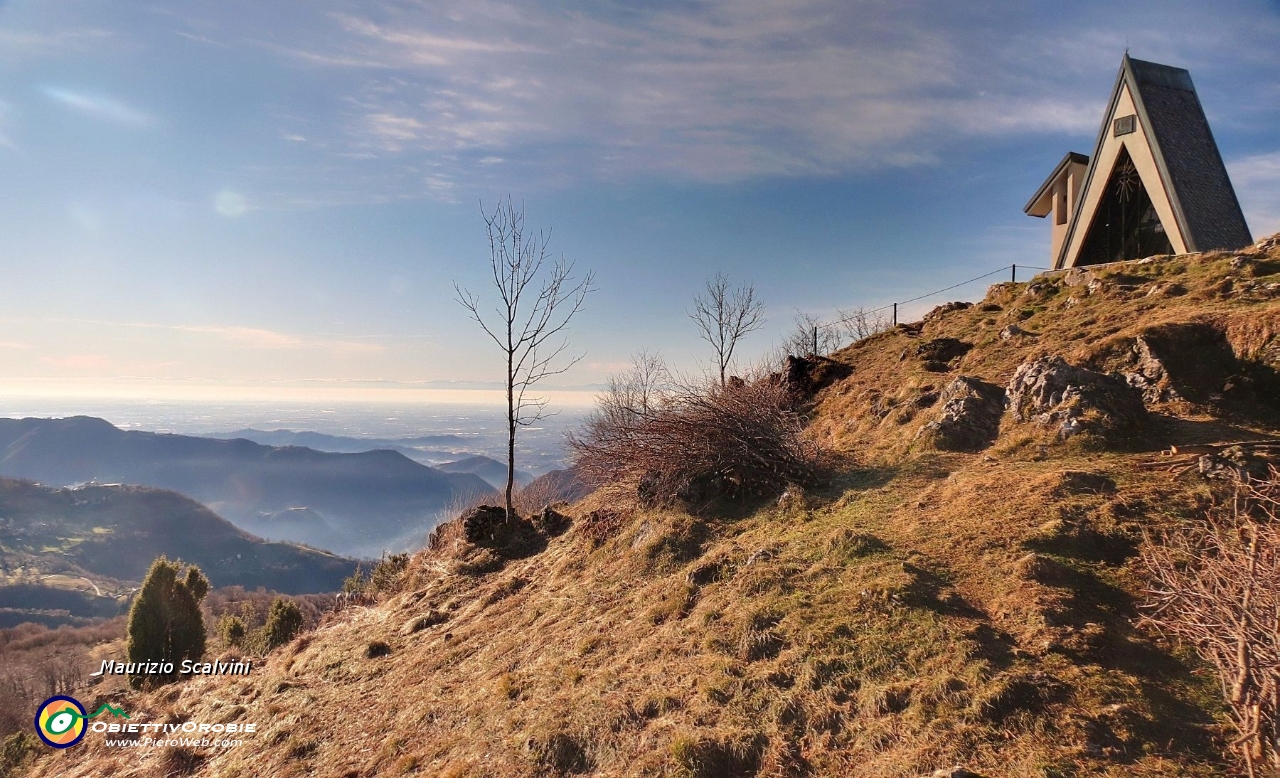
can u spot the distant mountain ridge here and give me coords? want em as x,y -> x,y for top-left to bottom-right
437,455 -> 534,490
204,428 -> 472,453
0,417 -> 490,557
0,473 -> 355,596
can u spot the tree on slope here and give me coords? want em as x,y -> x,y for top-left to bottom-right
126,557 -> 209,688
690,272 -> 765,387
261,597 -> 304,651
455,197 -> 594,520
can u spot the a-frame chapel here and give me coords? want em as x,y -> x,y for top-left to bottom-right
1025,54 -> 1252,270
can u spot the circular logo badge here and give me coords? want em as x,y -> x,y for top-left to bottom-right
34,696 -> 87,748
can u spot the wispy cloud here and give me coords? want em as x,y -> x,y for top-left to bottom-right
40,354 -> 110,369
25,318 -> 388,355
41,87 -> 154,127
0,100 -> 15,149
0,341 -> 32,350
1229,151 -> 1280,239
0,28 -> 113,62
236,0 -> 1279,200
166,324 -> 387,354
213,190 -> 250,217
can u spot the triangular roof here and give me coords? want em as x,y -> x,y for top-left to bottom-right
1054,54 -> 1252,269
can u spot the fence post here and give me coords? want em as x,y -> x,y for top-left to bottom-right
892,302 -> 897,327
1011,264 -> 1017,283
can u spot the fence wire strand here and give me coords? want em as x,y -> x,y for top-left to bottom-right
859,263 -> 1051,316
798,262 -> 1053,356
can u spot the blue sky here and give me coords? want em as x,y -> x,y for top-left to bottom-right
1,0 -> 1278,405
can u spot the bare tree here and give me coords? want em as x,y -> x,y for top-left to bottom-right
835,306 -> 892,342
690,272 -> 765,387
782,311 -> 843,358
455,198 -> 594,520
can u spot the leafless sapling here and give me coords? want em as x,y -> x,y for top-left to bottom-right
689,272 -> 765,387
454,197 -> 594,520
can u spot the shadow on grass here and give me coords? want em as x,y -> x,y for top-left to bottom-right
1022,527 -> 1137,566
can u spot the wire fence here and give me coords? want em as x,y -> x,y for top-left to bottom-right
864,262 -> 1054,326
790,262 -> 1054,357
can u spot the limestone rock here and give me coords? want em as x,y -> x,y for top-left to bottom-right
1115,323 -> 1241,404
1062,268 -> 1097,287
1007,357 -> 1147,441
922,301 -> 972,323
999,324 -> 1030,340
1123,335 -> 1177,402
915,337 -> 972,363
530,506 -> 572,537
460,505 -> 509,545
914,376 -> 1005,451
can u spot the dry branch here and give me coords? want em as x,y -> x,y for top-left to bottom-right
1141,469 -> 1280,776
568,357 -> 822,506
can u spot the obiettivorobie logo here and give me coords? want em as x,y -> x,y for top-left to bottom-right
34,696 -> 130,748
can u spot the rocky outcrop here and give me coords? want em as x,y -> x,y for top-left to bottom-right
1007,357 -> 1147,442
922,301 -> 972,323
1197,445 -> 1273,481
914,376 -> 1005,451
458,505 -> 546,559
916,337 -> 972,363
999,324 -> 1032,340
460,505 -> 509,545
530,506 -> 572,537
1111,323 -> 1240,403
780,355 -> 853,399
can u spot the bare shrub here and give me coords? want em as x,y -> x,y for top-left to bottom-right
1142,469 -> 1280,776
765,306 -> 893,369
204,588 -> 333,633
568,356 -> 822,506
512,470 -> 587,516
835,306 -> 893,342
780,311 -> 844,359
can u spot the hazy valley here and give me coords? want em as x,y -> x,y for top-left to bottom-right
0,416 -> 493,558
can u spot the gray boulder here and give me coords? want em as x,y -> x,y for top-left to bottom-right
1007,357 -> 1147,441
915,376 -> 1005,451
1114,323 -> 1239,404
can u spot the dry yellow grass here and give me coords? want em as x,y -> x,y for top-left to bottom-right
23,238 -> 1280,778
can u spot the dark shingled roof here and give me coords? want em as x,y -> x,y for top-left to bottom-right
1120,56 -> 1252,251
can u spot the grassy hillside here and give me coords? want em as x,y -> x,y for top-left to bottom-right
24,238 -> 1280,778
